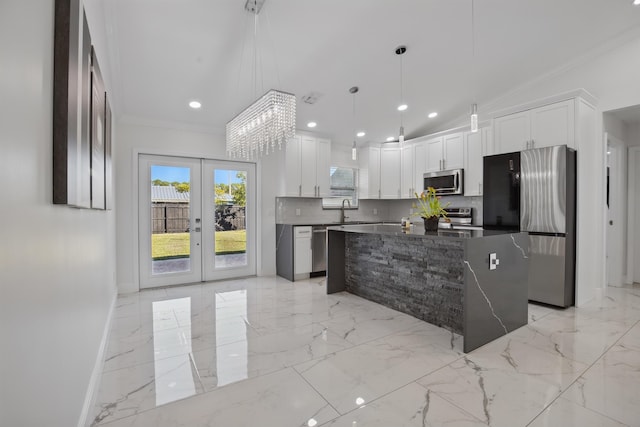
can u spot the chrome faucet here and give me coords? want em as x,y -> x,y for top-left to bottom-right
340,199 -> 351,223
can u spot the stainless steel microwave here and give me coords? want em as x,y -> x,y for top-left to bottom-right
423,169 -> 464,195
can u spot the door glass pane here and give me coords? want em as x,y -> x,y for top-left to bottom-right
214,169 -> 247,268
151,165 -> 191,275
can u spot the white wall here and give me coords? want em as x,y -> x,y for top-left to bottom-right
0,2 -> 117,426
630,147 -> 640,283
627,122 -> 640,146
604,114 -> 626,143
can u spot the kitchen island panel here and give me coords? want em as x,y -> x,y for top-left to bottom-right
344,233 -> 465,334
463,233 -> 529,352
327,224 -> 529,353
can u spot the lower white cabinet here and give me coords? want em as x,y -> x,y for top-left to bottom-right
294,226 -> 312,275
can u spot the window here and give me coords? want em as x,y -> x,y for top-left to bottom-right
322,167 -> 359,209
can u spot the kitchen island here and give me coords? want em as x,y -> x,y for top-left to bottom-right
327,224 -> 529,352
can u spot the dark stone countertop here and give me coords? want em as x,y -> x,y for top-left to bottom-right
276,221 -> 398,227
327,223 -> 521,240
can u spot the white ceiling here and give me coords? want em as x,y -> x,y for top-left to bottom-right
94,0 -> 640,146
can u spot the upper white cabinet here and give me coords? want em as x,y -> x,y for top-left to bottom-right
401,142 -> 425,198
284,135 -> 331,197
494,99 -> 575,153
358,146 -> 381,198
359,144 -> 402,199
425,133 -> 464,172
464,127 -> 493,196
380,145 -> 401,199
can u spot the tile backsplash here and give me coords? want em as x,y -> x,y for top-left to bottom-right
276,196 -> 483,225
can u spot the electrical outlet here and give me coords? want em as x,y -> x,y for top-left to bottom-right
489,253 -> 500,270
295,208 -> 301,216
373,208 -> 378,215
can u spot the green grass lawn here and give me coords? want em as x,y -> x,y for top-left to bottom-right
152,230 -> 246,259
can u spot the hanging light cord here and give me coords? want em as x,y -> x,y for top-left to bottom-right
353,90 -> 357,143
399,51 -> 404,128
472,0 -> 476,105
252,3 -> 258,99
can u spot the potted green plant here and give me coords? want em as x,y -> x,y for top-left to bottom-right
412,187 -> 450,231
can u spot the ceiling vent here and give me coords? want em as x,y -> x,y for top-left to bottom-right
301,92 -> 323,105
244,0 -> 266,14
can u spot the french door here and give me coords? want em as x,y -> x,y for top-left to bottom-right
139,155 -> 256,289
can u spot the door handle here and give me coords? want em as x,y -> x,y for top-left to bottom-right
299,184 -> 302,196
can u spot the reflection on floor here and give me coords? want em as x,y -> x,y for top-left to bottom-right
91,278 -> 640,427
152,253 -> 247,274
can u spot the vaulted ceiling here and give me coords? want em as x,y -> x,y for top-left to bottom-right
91,0 -> 640,145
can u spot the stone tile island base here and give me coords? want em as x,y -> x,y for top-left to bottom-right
327,224 -> 529,352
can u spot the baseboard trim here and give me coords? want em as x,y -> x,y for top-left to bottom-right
77,291 -> 117,427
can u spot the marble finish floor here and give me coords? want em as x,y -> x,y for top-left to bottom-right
91,277 -> 640,427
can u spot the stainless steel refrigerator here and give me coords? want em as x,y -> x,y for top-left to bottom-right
483,145 -> 576,307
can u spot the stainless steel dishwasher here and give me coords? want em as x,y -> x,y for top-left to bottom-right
311,226 -> 327,273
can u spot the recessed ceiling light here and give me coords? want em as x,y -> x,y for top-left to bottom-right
397,104 -> 408,112
634,0 -> 640,5
357,131 -> 366,137
307,121 -> 317,128
386,136 -> 395,142
188,101 -> 201,109
428,112 -> 438,118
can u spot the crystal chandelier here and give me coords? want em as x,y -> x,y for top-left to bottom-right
226,89 -> 296,159
226,0 -> 296,160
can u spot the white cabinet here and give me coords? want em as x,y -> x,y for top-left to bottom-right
359,146 -> 381,198
294,226 -> 312,275
284,135 -> 331,197
425,137 -> 443,172
425,133 -> 464,172
464,127 -> 493,196
380,145 -> 401,199
414,142 -> 426,195
359,144 -> 403,199
494,99 -> 575,153
400,141 -> 426,198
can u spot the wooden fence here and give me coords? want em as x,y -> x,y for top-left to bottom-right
152,203 -> 245,233
152,203 -> 190,233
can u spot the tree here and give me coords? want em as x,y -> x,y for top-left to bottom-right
232,172 -> 247,206
214,184 -> 228,205
152,179 -> 170,186
174,183 -> 190,193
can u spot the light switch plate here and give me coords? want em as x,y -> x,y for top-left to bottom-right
489,253 -> 500,270
373,208 -> 378,215
295,208 -> 301,216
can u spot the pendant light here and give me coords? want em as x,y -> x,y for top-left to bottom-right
396,45 -> 407,144
350,86 -> 359,161
470,0 -> 478,133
